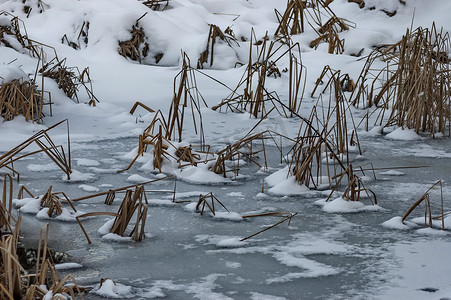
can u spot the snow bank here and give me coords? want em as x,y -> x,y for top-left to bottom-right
0,65 -> 29,84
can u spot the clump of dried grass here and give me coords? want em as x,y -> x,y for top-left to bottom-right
109,186 -> 148,241
40,58 -> 98,105
0,77 -> 47,122
197,24 -> 238,69
274,0 -> 353,54
22,0 -> 48,17
122,54 -> 210,172
118,14 -> 157,64
211,129 -> 289,178
287,104 -> 347,189
38,186 -> 77,218
309,16 -> 348,54
311,65 -> 362,157
1,178 -> 83,299
0,11 -> 40,57
352,23 -> 451,136
23,224 -> 85,299
326,163 -> 377,204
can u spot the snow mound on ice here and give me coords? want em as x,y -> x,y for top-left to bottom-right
382,216 -> 417,230
62,169 -> 97,183
386,128 -> 421,141
315,197 -> 382,213
92,279 -> 133,299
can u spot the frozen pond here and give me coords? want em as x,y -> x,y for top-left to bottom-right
6,132 -> 451,300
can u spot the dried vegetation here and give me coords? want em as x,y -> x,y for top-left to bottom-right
1,176 -> 84,299
213,34 -> 306,118
402,180 -> 449,230
197,24 -> 238,69
2,2 -> 451,297
351,24 -> 451,136
0,119 -> 72,181
275,0 -> 354,54
0,12 -> 98,123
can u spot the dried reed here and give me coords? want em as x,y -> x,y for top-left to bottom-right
61,21 -> 89,50
0,119 -> 72,181
274,0 -> 353,54
402,180 -> 447,230
0,78 -> 46,123
140,0 -> 170,11
195,192 -> 229,216
118,14 -> 150,63
240,212 -> 297,241
0,217 -> 23,300
197,24 -> 238,69
326,163 -> 377,204
213,33 -> 306,118
0,11 -> 40,57
23,224 -> 84,299
38,186 -> 77,218
352,24 -> 451,136
109,186 -> 148,241
288,106 -> 347,189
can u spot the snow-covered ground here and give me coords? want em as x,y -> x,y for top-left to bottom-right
1,0 -> 451,299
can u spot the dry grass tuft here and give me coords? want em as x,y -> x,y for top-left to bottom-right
1,179 -> 83,298
22,0 -> 48,17
122,54 -> 210,172
23,224 -> 85,299
197,24 -> 238,69
118,14 -> 155,64
38,186 -> 77,218
0,11 -> 41,57
40,58 -> 99,105
326,163 -> 377,204
274,0 -> 353,54
109,186 -> 148,241
0,77 -> 48,122
352,24 -> 451,136
62,21 -> 89,50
